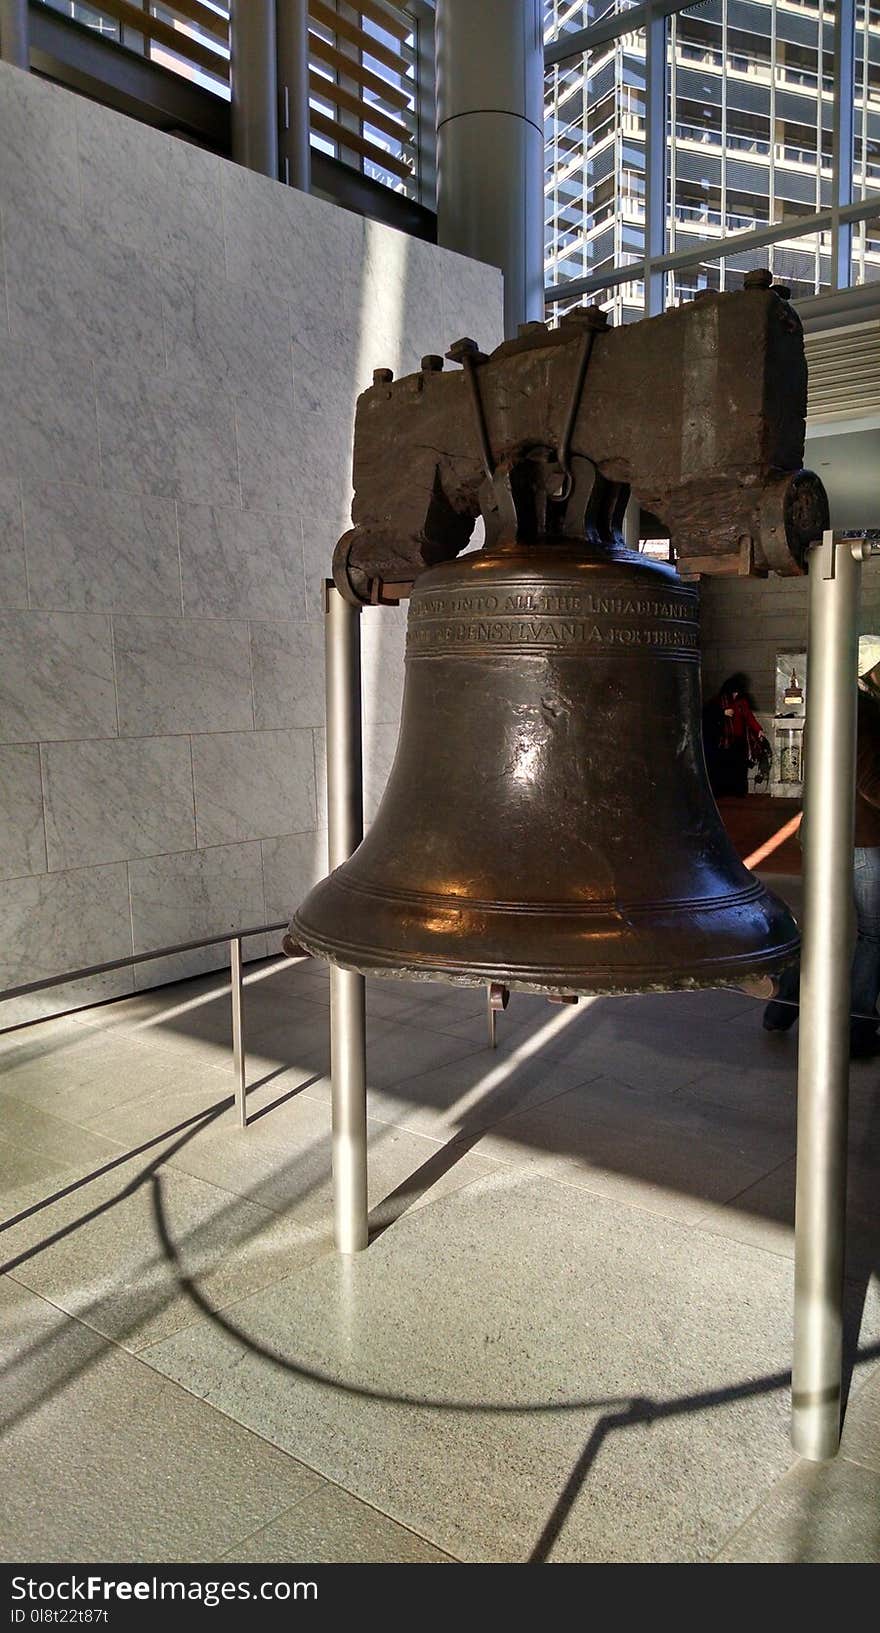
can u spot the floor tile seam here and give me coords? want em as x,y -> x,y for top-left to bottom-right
5,1243 -> 329,1379
838,1447 -> 880,1476
326,1068 -> 608,1148
530,1166 -> 805,1265
0,1118 -> 135,1168
217,1483 -> 464,1565
14,1305 -> 337,1505
133,1248 -> 334,1358
126,1343 -> 407,1509
3,1020 -> 242,1078
668,1073 -> 797,1110
3,1269 -> 141,1360
127,1031 -> 252,1075
707,1150 -> 800,1211
435,1075 -> 612,1160
706,1455 -> 802,1561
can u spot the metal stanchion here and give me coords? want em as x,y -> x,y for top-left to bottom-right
230,935 -> 246,1127
326,581 -> 369,1253
792,530 -> 861,1460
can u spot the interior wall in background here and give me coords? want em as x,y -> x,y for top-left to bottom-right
699,573 -> 880,721
0,61 -> 504,1025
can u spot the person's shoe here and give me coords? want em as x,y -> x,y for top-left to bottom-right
763,1002 -> 798,1032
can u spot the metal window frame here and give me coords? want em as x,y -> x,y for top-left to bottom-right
544,0 -> 874,314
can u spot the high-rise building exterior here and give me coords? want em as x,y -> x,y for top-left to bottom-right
544,0 -> 880,323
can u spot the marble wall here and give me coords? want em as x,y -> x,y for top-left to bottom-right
0,62 -> 504,1023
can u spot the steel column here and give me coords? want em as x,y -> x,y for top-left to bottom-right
0,0 -> 28,68
326,582 -> 368,1253
644,4 -> 666,318
792,531 -> 860,1460
230,0 -> 279,180
435,0 -> 544,336
623,494 -> 641,550
276,0 -> 310,191
831,0 -> 856,291
230,935 -> 246,1127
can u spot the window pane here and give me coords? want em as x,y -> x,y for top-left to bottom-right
545,278 -> 644,326
667,0 -> 836,296
544,27 -> 647,306
544,0 -> 640,44
855,0 -> 880,198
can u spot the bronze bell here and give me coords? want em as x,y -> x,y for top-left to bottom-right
293,534 -> 799,995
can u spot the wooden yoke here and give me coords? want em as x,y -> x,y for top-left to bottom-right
332,269 -> 829,606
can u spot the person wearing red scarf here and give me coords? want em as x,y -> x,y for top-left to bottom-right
702,672 -> 768,798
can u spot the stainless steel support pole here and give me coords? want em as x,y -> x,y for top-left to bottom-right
230,0 -> 279,179
623,494 -> 640,551
276,0 -> 311,192
435,0 -> 544,337
326,582 -> 368,1253
792,530 -> 860,1460
487,990 -> 497,1050
231,936 -> 246,1127
0,0 -> 28,67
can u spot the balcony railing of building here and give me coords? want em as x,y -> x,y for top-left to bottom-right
544,0 -> 880,317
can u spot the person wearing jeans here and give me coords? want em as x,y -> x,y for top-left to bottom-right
763,634 -> 880,1058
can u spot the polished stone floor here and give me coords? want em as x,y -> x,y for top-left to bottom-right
2,889 -> 879,1563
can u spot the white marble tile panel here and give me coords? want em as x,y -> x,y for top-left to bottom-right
112,615 -> 254,737
192,728 -> 316,846
222,160 -> 361,320
178,504 -> 304,620
0,862 -> 132,993
130,936 -> 267,993
358,219 -> 445,380
0,744 -> 46,880
128,842 -> 266,971
161,264 -> 294,401
0,611 -> 116,743
291,302 -> 362,420
0,63 -> 83,231
249,619 -> 325,730
363,721 -> 399,823
96,368 -> 239,506
362,605 -> 406,727
235,392 -> 353,526
43,737 -> 196,872
0,338 -> 99,487
22,482 -> 181,613
438,246 -> 505,358
0,475 -> 27,608
2,203 -> 165,371
76,93 -> 224,274
301,513 -> 342,617
261,830 -> 327,925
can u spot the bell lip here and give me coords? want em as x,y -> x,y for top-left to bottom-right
290,911 -> 800,997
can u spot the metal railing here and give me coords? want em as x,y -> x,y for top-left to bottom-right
0,919 -> 292,1129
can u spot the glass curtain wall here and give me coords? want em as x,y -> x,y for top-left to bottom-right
545,0 -> 880,322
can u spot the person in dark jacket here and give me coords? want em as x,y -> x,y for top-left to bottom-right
703,672 -> 769,798
763,635 -> 880,1057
